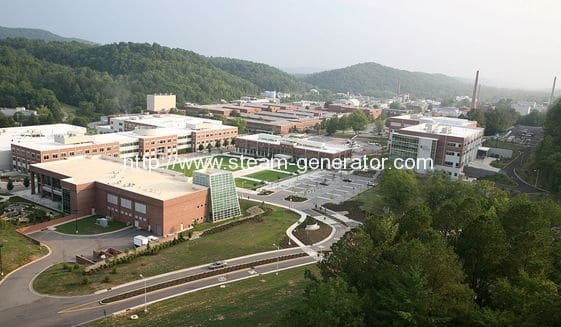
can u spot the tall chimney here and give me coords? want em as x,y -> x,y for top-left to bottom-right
549,76 -> 557,106
471,70 -> 479,110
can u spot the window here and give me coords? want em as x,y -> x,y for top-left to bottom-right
53,154 -> 59,159
43,155 -> 49,160
135,202 -> 146,214
121,198 -> 132,209
107,193 -> 118,205
85,149 -> 90,154
69,151 -> 74,156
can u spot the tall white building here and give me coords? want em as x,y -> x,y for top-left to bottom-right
147,94 -> 176,113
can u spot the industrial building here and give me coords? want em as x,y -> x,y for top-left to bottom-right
28,156 -> 241,236
235,133 -> 352,160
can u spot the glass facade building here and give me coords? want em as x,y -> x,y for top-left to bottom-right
193,169 -> 241,222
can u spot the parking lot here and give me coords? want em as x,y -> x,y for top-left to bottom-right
507,125 -> 544,146
256,170 -> 376,208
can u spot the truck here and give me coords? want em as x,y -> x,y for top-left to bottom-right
133,235 -> 149,247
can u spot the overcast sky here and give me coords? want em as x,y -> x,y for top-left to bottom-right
1,0 -> 559,90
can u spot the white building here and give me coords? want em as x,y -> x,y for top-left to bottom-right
147,94 -> 176,113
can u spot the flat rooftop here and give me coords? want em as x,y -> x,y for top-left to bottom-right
12,131 -> 139,151
400,123 -> 484,138
237,133 -> 349,154
112,114 -> 231,131
0,124 -> 86,151
392,114 -> 476,127
31,156 -> 205,200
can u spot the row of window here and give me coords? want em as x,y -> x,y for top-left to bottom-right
42,147 -> 114,160
107,193 -> 146,214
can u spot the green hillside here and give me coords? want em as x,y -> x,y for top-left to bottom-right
302,62 -> 471,98
0,39 -> 260,123
209,57 -> 311,93
302,62 -> 545,100
0,26 -> 95,44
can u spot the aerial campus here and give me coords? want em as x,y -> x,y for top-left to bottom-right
1,2 -> 561,326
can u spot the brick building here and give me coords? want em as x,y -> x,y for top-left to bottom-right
29,156 -> 213,236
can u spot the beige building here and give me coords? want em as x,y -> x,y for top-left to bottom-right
147,94 -> 176,113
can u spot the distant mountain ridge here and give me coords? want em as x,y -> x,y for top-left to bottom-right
0,26 -> 95,44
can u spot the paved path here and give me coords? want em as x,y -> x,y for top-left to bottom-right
0,168 -> 361,326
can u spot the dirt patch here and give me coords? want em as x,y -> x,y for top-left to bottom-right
291,216 -> 332,245
322,201 -> 368,222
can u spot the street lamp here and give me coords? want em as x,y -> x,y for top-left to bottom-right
139,274 -> 147,312
534,169 -> 540,187
272,243 -> 279,275
0,243 -> 4,276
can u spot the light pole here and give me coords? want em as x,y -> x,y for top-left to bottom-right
534,169 -> 540,187
139,274 -> 147,312
0,243 -> 4,276
272,243 -> 279,275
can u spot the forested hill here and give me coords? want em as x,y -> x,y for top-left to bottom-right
0,26 -> 95,44
301,62 -> 544,100
209,57 -> 311,93
0,39 -> 261,123
302,62 -> 471,98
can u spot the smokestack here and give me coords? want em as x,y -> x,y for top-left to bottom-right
549,76 -> 557,106
477,84 -> 481,105
471,70 -> 479,110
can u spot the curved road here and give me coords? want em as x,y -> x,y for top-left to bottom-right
0,199 -> 353,326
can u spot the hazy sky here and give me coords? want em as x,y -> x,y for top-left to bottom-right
1,0 -> 559,90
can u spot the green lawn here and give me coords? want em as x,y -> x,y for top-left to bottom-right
88,265 -> 317,327
235,178 -> 265,190
0,221 -> 48,280
190,199 -> 260,232
166,155 -> 258,177
54,215 -> 128,235
276,163 -> 301,173
245,170 -> 292,182
33,203 -> 300,296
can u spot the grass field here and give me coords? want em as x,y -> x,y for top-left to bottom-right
89,265 -> 316,327
55,215 -> 128,235
245,170 -> 292,182
33,202 -> 300,296
166,155 -> 258,177
0,222 -> 48,280
189,199 -> 260,232
235,178 -> 265,190
276,163 -> 301,173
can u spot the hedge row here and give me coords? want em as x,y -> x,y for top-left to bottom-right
201,207 -> 272,236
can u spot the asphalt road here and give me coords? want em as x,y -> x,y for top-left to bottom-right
0,167 -> 364,326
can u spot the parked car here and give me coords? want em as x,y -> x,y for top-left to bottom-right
342,178 -> 352,182
367,181 -> 377,187
208,261 -> 228,270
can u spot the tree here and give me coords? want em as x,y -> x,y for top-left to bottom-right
6,179 -> 14,191
230,117 -> 246,134
373,118 -> 384,134
71,117 -> 88,127
215,140 -> 221,148
389,101 -> 401,109
223,139 -> 229,147
197,144 -> 204,152
455,211 -> 508,305
283,277 -> 365,327
350,110 -> 369,133
23,176 -> 30,188
206,143 -> 212,153
337,116 -> 349,132
326,117 -> 339,135
378,168 -> 420,213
